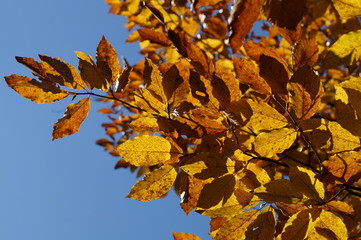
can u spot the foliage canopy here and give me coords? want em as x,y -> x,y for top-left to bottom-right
5,0 -> 361,239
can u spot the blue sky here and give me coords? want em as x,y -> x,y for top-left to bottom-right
1,1 -> 209,239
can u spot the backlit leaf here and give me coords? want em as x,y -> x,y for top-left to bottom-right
332,0 -> 361,19
278,209 -> 312,240
214,210 -> 259,240
138,28 -> 171,46
39,54 -> 85,89
52,98 -> 90,140
245,207 -> 276,240
324,30 -> 361,67
313,210 -> 348,240
5,74 -> 68,104
96,36 -> 121,85
172,232 -> 202,240
75,51 -> 108,90
116,135 -> 171,166
289,166 -> 325,202
127,165 -> 177,201
129,117 -> 160,133
228,0 -> 264,52
143,58 -> 167,103
254,179 -> 303,204
287,66 -> 323,120
253,128 -> 297,158
293,38 -> 319,71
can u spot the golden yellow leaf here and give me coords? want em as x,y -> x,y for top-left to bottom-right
337,76 -> 361,116
133,89 -> 167,115
5,74 -> 68,104
324,30 -> 361,67
214,210 -> 259,240
327,121 -> 360,153
52,98 -> 90,140
288,66 -> 323,120
289,166 -> 325,202
143,58 -> 167,103
254,179 -> 303,204
278,209 -> 312,240
180,153 -> 235,179
322,151 -> 361,182
247,162 -> 271,185
326,200 -> 354,215
116,135 -> 171,166
253,128 -> 297,158
75,51 -> 108,91
96,36 -> 121,85
244,99 -> 289,133
332,0 -> 361,19
313,210 -> 348,240
127,165 -> 177,201
172,232 -> 202,240
129,117 -> 159,133
39,55 -> 85,89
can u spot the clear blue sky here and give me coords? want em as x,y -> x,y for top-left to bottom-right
0,1 -> 209,239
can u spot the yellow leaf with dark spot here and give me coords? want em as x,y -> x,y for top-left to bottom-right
127,165 -> 176,201
313,210 -> 348,240
253,128 -> 297,158
5,74 -> 68,104
324,30 -> 361,67
116,135 -> 171,166
52,98 -> 90,140
129,117 -> 159,133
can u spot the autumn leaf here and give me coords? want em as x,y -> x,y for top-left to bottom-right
116,135 -> 172,166
39,54 -> 85,89
253,128 -> 297,158
214,210 -> 259,240
96,36 -> 121,85
138,28 -> 171,46
127,165 -> 177,201
143,58 -> 167,103
172,232 -> 202,240
228,0 -> 264,53
293,38 -> 319,71
289,166 -> 325,202
324,30 -> 361,67
5,74 -> 68,104
245,207 -> 276,240
287,66 -> 323,120
75,51 -> 108,91
312,210 -> 348,240
332,0 -> 361,19
52,98 -> 90,140
277,209 -> 312,240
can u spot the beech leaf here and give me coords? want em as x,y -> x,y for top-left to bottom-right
332,0 -> 361,19
5,74 -> 68,104
52,98 -> 90,140
116,135 -> 172,166
127,165 -> 177,201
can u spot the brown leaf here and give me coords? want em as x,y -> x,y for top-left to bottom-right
115,58 -> 131,92
96,36 -> 121,85
287,66 -> 323,120
277,22 -> 303,46
138,28 -> 171,46
75,51 -> 108,90
39,54 -> 85,89
15,56 -> 49,81
263,0 -> 306,30
5,74 -> 68,104
52,98 -> 90,140
228,0 -> 264,53
293,38 -> 319,71
233,56 -> 271,95
168,30 -> 214,75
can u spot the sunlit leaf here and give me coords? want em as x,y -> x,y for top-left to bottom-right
96,36 -> 121,85
313,210 -> 348,240
332,0 -> 361,19
116,135 -> 171,166
127,165 -> 177,201
5,74 -> 68,104
293,38 -> 319,71
52,98 -> 90,140
324,30 -> 361,67
172,232 -> 202,240
253,128 -> 297,158
278,209 -> 312,240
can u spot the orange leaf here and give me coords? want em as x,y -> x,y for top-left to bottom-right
5,74 -> 68,104
293,38 -> 319,71
172,232 -> 202,240
138,28 -> 171,46
96,36 -> 121,85
52,98 -> 90,140
228,0 -> 264,52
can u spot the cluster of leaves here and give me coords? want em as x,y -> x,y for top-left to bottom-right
5,0 -> 361,239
